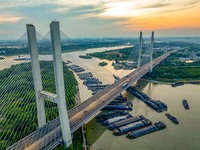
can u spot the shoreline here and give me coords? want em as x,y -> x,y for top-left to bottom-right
141,78 -> 200,85
140,78 -> 171,84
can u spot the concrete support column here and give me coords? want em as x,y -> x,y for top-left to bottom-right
26,24 -> 46,127
150,31 -> 154,72
137,31 -> 143,68
50,21 -> 72,147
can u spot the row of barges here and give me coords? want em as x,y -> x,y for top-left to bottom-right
96,83 -> 190,141
127,86 -> 168,112
96,95 -> 166,139
67,64 -> 109,95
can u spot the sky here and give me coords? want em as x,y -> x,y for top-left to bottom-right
0,0 -> 200,40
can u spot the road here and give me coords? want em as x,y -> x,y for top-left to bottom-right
7,50 -> 177,150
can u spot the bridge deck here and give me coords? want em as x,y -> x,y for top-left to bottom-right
7,51 -> 175,150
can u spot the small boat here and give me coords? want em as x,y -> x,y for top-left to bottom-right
13,55 -> 30,61
165,113 -> 179,124
171,82 -> 184,87
182,99 -> 190,110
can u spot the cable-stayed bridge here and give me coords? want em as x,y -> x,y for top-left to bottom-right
0,21 -> 179,150
7,51 -> 174,150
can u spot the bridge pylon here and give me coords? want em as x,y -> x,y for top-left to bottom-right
26,24 -> 46,127
150,31 -> 154,72
137,31 -> 143,68
27,21 -> 72,148
50,21 -> 72,147
137,31 -> 155,72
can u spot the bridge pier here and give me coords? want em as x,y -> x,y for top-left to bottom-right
50,21 -> 72,147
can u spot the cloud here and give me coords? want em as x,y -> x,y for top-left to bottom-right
141,3 -> 171,9
0,16 -> 23,23
160,5 -> 196,14
55,4 -> 105,16
185,0 -> 200,5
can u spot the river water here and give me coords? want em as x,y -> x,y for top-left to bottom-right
0,46 -> 131,102
86,80 -> 200,150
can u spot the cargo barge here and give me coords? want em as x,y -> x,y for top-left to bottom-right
96,111 -> 129,122
88,84 -> 109,91
126,121 -> 166,139
109,100 -> 126,105
102,114 -> 132,126
77,72 -> 93,79
182,99 -> 190,110
108,101 -> 133,106
83,80 -> 102,85
115,95 -> 127,101
108,115 -> 145,130
127,86 -> 167,112
113,119 -> 152,136
113,74 -> 120,81
171,82 -> 184,87
165,113 -> 179,124
68,64 -> 85,72
102,104 -> 133,111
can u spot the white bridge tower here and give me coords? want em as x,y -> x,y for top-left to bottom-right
26,21 -> 72,148
137,31 -> 155,72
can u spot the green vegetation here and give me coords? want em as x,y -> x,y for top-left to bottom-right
79,55 -> 92,59
98,62 -> 108,66
144,45 -> 200,82
144,65 -> 200,82
89,40 -> 200,82
0,38 -> 133,56
89,47 -> 138,62
0,61 -> 78,149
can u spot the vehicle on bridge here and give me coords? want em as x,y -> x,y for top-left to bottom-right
122,83 -> 129,88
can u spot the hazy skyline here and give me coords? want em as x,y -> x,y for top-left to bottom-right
0,0 -> 200,40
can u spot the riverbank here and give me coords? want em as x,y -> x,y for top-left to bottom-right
141,78 -> 200,85
143,60 -> 200,83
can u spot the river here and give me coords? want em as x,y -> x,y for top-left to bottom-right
0,45 -> 132,102
85,80 -> 200,150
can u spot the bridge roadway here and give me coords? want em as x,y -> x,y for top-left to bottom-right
7,50 -> 177,150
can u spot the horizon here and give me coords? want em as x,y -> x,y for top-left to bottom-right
0,0 -> 200,40
0,36 -> 200,42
